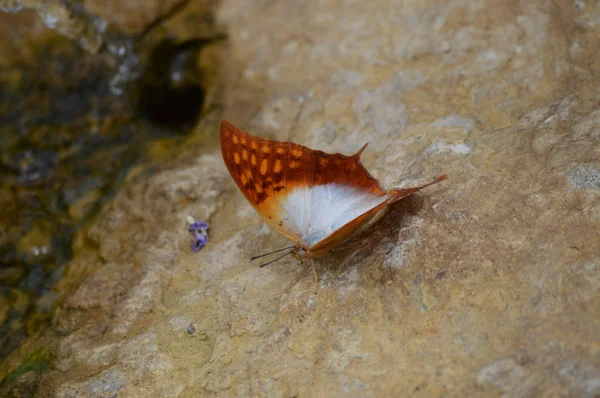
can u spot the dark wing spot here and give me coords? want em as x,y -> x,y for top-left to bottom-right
274,185 -> 284,192
256,192 -> 267,204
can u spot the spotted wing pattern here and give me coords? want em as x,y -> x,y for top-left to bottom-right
220,121 -> 390,242
220,120 -> 313,242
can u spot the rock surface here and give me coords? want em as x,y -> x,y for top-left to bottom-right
0,0 -> 104,53
2,0 -> 600,397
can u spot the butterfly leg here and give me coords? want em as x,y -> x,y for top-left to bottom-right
311,258 -> 319,294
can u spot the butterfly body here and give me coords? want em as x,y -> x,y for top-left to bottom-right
220,120 -> 446,263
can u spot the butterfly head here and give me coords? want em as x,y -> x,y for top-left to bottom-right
291,245 -> 309,260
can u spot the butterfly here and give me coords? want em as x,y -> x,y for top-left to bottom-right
220,120 -> 446,293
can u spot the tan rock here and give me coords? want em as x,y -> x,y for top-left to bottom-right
2,0 -> 600,397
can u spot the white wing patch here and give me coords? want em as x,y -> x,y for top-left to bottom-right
280,184 -> 388,248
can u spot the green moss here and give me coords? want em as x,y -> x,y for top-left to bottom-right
0,346 -> 51,387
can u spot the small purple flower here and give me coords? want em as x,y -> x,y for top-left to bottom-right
187,217 -> 209,252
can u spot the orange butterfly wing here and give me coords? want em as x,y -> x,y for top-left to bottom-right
220,120 -> 314,242
310,145 -> 386,196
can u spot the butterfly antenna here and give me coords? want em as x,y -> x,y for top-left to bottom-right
250,246 -> 295,261
259,251 -> 293,267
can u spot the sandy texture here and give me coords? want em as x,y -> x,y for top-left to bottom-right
1,0 -> 599,396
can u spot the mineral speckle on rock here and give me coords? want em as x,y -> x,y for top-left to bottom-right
187,324 -> 196,335
1,0 -> 600,397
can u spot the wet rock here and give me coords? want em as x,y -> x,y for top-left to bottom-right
0,0 -> 224,360
0,265 -> 26,287
0,0 -> 104,53
0,295 -> 8,325
83,0 -> 183,35
135,35 -> 227,130
0,346 -> 51,397
15,222 -> 53,263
